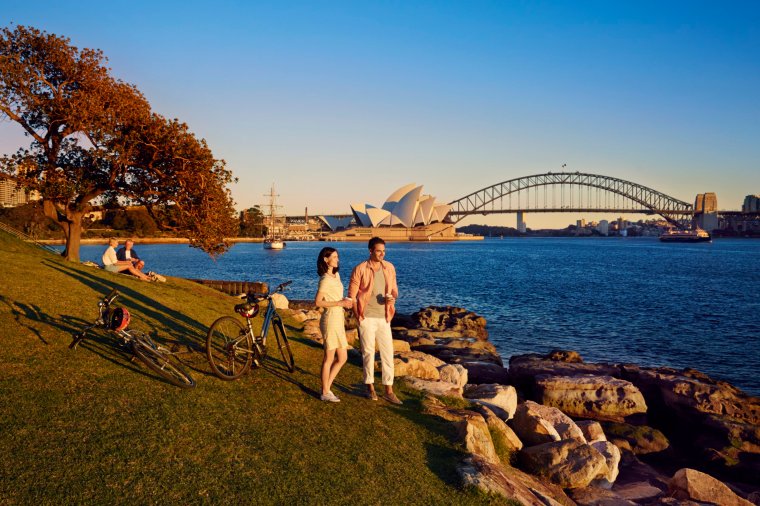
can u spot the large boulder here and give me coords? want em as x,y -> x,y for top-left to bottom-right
509,401 -> 561,446
437,363 -> 468,389
410,306 -> 488,339
536,374 -> 647,422
270,293 -> 289,310
519,439 -> 609,489
621,366 -> 760,426
589,440 -> 621,487
457,456 -> 553,506
576,420 -> 606,444
392,339 -> 411,353
463,384 -> 518,420
403,377 -> 463,398
508,352 -> 619,392
472,405 -> 523,459
601,422 -> 669,455
420,397 -> 497,464
392,351 -> 445,380
510,401 -> 586,446
460,361 -> 509,384
668,468 -> 753,506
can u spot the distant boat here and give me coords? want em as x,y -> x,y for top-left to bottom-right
659,228 -> 712,243
263,184 -> 286,250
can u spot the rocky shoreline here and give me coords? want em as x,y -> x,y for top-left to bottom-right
285,300 -> 759,505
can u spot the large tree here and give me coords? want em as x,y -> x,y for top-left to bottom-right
0,25 -> 237,261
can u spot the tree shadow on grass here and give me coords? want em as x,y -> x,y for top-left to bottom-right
43,260 -> 208,348
0,294 -> 90,346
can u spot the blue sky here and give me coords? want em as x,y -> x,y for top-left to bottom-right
2,1 -> 759,228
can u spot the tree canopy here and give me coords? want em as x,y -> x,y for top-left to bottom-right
0,24 -> 237,261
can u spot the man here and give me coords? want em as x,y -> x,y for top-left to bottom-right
117,239 -> 145,272
348,237 -> 402,405
102,238 -> 151,281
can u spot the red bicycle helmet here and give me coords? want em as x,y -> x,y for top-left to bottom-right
109,307 -> 131,331
235,302 -> 259,319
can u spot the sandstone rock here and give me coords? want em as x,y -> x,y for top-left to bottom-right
392,351 -> 445,380
403,377 -> 463,398
472,405 -> 523,459
620,365 -> 760,426
547,349 -> 583,363
457,456 -> 549,506
270,293 -> 289,309
602,422 -> 669,455
460,361 -> 509,384
668,468 -> 753,506
590,440 -> 621,487
392,339 -> 411,353
568,486 -> 636,506
438,363 -> 468,389
536,374 -> 647,422
289,311 -> 310,323
456,411 -> 500,464
577,420 -> 607,443
511,401 -> 586,446
345,328 -> 358,347
413,343 -> 503,366
411,306 -> 488,339
519,439 -> 608,489
509,402 -> 561,446
509,353 -> 619,391
613,482 -> 665,503
463,384 -> 518,420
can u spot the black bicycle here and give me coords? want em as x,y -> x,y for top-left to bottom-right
70,289 -> 196,389
206,281 -> 295,380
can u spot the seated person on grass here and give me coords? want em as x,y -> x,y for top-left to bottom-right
116,238 -> 145,272
102,238 -> 151,281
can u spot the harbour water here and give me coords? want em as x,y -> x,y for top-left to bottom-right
72,238 -> 760,396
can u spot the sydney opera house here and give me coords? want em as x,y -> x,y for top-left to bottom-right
320,183 -> 461,241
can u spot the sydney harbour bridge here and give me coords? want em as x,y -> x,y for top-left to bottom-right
445,172 -> 696,227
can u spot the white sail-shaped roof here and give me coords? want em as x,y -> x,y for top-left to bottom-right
431,203 -> 452,223
319,215 -> 354,231
382,183 -> 417,212
350,203 -> 372,227
389,185 -> 423,227
414,195 -> 436,226
366,207 -> 391,227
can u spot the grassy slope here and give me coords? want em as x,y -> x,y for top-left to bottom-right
0,231 -> 497,505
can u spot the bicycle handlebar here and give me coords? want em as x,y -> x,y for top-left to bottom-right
104,289 -> 120,306
244,280 -> 292,301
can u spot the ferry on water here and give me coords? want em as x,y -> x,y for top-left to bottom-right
659,228 -> 712,243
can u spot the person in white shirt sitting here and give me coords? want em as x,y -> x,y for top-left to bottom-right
102,238 -> 151,281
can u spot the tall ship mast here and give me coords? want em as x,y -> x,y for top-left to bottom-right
263,184 -> 286,250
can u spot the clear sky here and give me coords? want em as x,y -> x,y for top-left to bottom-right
2,1 -> 759,228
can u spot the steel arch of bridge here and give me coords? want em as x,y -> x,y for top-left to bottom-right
447,172 -> 693,227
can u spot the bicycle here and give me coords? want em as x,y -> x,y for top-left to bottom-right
205,280 -> 295,380
70,288 -> 196,389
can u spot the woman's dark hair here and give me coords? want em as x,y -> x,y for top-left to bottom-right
317,247 -> 339,276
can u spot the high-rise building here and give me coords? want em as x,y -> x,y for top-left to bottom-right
597,220 -> 609,236
0,176 -> 39,207
517,211 -> 527,233
742,195 -> 760,213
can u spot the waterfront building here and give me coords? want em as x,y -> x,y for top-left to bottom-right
517,211 -> 527,233
349,183 -> 451,229
0,176 -> 40,207
742,195 -> 760,213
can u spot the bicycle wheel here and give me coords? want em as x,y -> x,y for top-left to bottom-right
271,317 -> 295,372
131,333 -> 196,389
206,316 -> 253,380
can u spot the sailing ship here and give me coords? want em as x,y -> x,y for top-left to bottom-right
263,184 -> 286,250
659,227 -> 712,243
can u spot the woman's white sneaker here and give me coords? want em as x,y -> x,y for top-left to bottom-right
320,392 -> 340,402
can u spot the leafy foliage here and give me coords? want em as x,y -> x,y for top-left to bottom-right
0,25 -> 237,260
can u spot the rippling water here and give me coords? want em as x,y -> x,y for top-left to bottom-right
72,238 -> 760,395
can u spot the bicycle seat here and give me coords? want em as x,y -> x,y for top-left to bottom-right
235,302 -> 259,318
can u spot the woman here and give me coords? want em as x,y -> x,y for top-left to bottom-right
314,247 -> 353,402
102,238 -> 152,281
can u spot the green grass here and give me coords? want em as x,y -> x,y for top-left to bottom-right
0,230 -> 500,505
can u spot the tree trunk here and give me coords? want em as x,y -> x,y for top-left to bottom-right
42,200 -> 85,262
